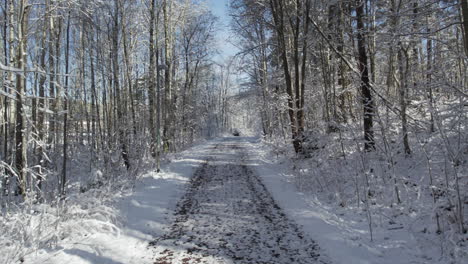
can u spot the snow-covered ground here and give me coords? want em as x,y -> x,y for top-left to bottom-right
244,137 -> 468,264
245,138 -> 417,263
13,141 -> 212,264
150,138 -> 327,264
3,136 -> 466,263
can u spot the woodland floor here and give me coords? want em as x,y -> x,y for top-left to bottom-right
18,137 -> 454,264
149,138 -> 328,264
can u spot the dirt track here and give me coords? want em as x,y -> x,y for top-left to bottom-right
150,139 -> 327,264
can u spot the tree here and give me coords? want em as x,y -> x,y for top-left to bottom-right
148,0 -> 157,158
60,10 -> 71,197
14,0 -> 29,196
163,0 -> 173,152
269,0 -> 305,153
461,0 -> 468,56
355,0 -> 375,151
0,0 -> 221,202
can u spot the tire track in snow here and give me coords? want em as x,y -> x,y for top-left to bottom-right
150,139 -> 328,264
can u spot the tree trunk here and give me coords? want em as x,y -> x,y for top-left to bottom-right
112,1 -> 130,170
50,11 -> 62,148
15,0 -> 29,197
398,45 -> 411,155
61,11 -> 71,197
156,49 -> 162,173
462,0 -> 468,56
298,0 -> 310,143
2,0 -> 13,196
355,0 -> 375,151
163,0 -> 173,152
122,19 -> 137,137
37,9 -> 48,192
149,0 -> 157,158
90,42 -> 99,151
426,19 -> 434,133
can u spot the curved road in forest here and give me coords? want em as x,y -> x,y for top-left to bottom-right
150,138 -> 328,264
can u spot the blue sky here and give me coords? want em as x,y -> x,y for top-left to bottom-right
207,0 -> 238,62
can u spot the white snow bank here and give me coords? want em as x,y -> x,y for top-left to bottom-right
15,141 -> 214,264
243,137 -> 451,264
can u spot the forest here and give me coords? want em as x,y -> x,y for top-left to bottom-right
1,0 -> 467,263
0,0 -> 225,199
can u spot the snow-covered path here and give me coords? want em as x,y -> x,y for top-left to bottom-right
150,138 -> 328,264
23,137 -> 442,264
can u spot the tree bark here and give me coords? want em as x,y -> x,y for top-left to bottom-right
2,0 -> 13,196
15,0 -> 29,197
163,0 -> 173,152
149,0 -> 157,158
298,0 -> 310,143
112,1 -> 130,170
426,19 -> 434,133
37,6 -> 48,192
461,0 -> 468,56
61,11 -> 71,197
355,0 -> 375,151
398,45 -> 411,155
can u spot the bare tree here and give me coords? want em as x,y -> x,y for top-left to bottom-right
355,0 -> 374,151
14,0 -> 29,196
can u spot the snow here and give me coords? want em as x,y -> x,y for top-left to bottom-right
3,136 -> 465,263
150,138 -> 327,263
244,137 -> 465,264
16,141 -> 211,264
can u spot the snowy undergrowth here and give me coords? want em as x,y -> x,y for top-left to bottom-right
0,184 -> 122,264
0,149 -> 145,264
250,123 -> 468,264
0,138 -> 210,264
